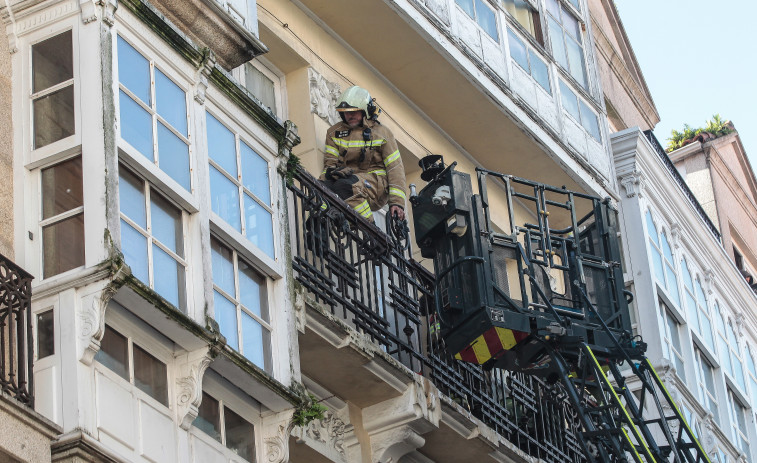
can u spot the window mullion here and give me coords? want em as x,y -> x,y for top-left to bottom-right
31,78 -> 75,100
233,252 -> 243,354
39,206 -> 84,227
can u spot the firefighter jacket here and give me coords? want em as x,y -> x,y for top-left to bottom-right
320,118 -> 407,212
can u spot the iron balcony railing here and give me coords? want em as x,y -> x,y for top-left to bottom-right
0,252 -> 34,406
287,168 -> 585,463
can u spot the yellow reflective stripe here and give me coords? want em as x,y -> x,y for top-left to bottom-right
321,168 -> 327,175
383,150 -> 400,166
369,169 -> 387,176
389,187 -> 406,200
324,145 -> 339,157
361,209 -> 373,218
320,202 -> 328,210
354,201 -> 370,213
332,138 -> 386,148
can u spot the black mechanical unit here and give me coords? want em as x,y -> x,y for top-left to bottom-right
411,155 -> 711,463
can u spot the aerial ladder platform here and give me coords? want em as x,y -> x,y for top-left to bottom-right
409,155 -> 711,463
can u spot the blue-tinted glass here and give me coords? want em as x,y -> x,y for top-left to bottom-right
206,113 -> 237,177
651,247 -> 664,283
150,193 -> 182,255
548,18 -> 567,68
579,100 -> 600,140
239,262 -> 265,320
508,29 -> 529,71
700,316 -> 714,352
546,0 -> 560,18
153,246 -> 182,309
120,91 -> 153,160
529,50 -> 551,93
567,0 -> 580,10
456,0 -> 475,18
686,294 -> 698,327
562,6 -> 581,39
119,169 -> 146,229
210,167 -> 241,232
748,347 -> 757,375
720,337 -> 733,375
121,220 -> 148,283
682,259 -> 694,289
666,265 -> 681,307
566,35 -> 587,88
559,80 -> 580,120
661,233 -> 674,263
475,0 -> 498,41
210,239 -> 235,297
244,194 -> 274,258
241,311 -> 265,369
695,280 -> 706,305
157,122 -> 190,191
214,291 -> 238,351
117,36 -> 150,105
733,356 -> 745,390
155,69 -> 187,135
715,306 -> 726,332
240,142 -> 270,205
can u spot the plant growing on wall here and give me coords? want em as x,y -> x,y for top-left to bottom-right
666,114 -> 734,152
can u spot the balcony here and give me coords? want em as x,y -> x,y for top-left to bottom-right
288,169 -> 585,462
0,252 -> 34,407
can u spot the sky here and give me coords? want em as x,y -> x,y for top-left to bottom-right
614,0 -> 757,167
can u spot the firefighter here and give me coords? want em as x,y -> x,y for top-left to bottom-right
320,86 -> 407,222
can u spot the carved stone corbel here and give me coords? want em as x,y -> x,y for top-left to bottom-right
175,346 -> 218,430
670,223 -> 682,250
101,0 -> 118,27
278,120 -> 300,159
263,415 -> 295,463
194,50 -> 216,105
78,265 -> 128,365
704,269 -> 715,296
734,312 -> 745,337
619,171 -> 643,198
80,0 -> 98,24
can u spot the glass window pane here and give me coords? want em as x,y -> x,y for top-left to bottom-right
150,192 -> 182,255
153,246 -> 184,311
119,168 -> 147,229
507,29 -> 529,72
94,325 -> 128,380
567,0 -> 580,11
117,36 -> 151,105
120,90 -> 154,160
651,247 -> 664,284
559,80 -> 580,120
665,265 -> 681,306
42,156 -> 83,219
214,291 -> 239,351
645,211 -> 659,244
548,18 -> 567,68
241,311 -> 266,370
566,36 -> 587,88
121,219 -> 149,283
193,392 -> 221,442
239,261 -> 266,320
475,0 -> 498,41
155,69 -> 187,135
36,310 -> 55,359
157,122 -> 190,191
504,0 -> 537,37
133,344 -> 168,407
33,31 -> 73,93
529,50 -> 551,93
562,6 -> 581,39
240,142 -> 270,205
42,213 -> 84,278
210,166 -> 242,232
244,194 -> 274,258
686,293 -> 698,327
223,407 -> 255,462
244,64 -> 276,113
682,259 -> 694,289
700,316 -> 714,352
456,0 -> 475,18
210,238 -> 235,297
579,100 -> 600,140
546,0 -> 560,18
34,85 -> 75,149
206,113 -> 237,177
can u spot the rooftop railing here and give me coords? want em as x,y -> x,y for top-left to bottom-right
0,252 -> 34,407
287,168 -> 584,462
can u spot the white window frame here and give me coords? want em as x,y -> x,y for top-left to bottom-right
726,389 -> 749,456
681,258 -> 716,353
455,0 -> 500,42
659,300 -> 685,381
694,346 -> 719,423
118,165 -> 191,313
746,345 -> 757,411
506,26 -> 552,94
545,0 -> 588,89
113,28 -> 196,207
232,56 -> 288,120
210,235 -> 273,373
558,78 -> 601,141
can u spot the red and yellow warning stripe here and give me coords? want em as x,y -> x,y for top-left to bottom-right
454,327 -> 529,365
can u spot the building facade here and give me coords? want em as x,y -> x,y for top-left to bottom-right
2,0 -> 749,462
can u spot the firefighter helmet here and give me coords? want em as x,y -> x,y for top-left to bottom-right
335,86 -> 377,119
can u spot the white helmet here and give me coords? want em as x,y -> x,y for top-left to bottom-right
335,86 -> 376,120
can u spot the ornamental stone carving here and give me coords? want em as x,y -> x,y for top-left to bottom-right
619,172 -> 643,198
308,68 -> 341,125
264,424 -> 290,463
305,411 -> 347,457
176,347 -> 216,430
194,51 -> 216,105
79,267 -> 126,365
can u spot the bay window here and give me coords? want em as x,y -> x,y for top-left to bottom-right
726,390 -> 749,456
694,347 -> 718,422
508,28 -> 551,93
503,0 -> 543,43
681,258 -> 715,352
119,167 -> 188,311
659,301 -> 685,381
194,391 -> 255,462
32,30 -> 75,149
546,0 -> 587,89
117,35 -> 191,191
559,80 -> 600,140
456,0 -> 499,41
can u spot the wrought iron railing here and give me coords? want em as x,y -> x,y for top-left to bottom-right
643,130 -> 721,242
0,252 -> 34,406
288,168 -> 584,462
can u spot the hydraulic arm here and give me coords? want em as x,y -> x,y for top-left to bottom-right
410,156 -> 710,463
